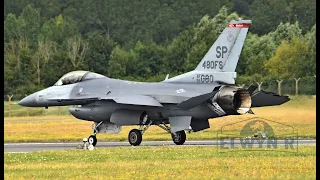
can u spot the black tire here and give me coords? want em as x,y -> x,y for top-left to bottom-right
172,130 -> 186,145
88,135 -> 97,146
128,129 -> 142,146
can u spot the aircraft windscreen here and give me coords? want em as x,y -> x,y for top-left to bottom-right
81,72 -> 105,81
54,71 -> 105,86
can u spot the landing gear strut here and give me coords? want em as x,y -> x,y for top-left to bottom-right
88,121 -> 103,146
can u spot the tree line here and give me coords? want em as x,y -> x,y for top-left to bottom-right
4,1 -> 316,99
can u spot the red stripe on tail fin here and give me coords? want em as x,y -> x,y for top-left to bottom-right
227,24 -> 250,28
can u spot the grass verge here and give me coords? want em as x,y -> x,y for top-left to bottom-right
4,145 -> 316,179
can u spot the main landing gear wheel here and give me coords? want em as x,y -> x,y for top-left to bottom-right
88,135 -> 97,146
171,130 -> 186,145
128,129 -> 142,146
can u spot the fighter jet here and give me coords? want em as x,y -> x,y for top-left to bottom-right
18,20 -> 289,146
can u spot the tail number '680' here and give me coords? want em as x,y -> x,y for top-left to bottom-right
197,74 -> 214,83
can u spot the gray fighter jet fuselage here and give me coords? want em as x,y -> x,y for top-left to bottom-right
20,76 -> 223,120
19,20 -> 290,146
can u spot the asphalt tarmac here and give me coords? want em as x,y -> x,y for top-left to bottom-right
4,139 -> 315,152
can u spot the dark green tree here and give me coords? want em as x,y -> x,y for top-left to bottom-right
85,31 -> 117,75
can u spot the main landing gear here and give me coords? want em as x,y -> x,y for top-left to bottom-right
156,122 -> 186,145
128,115 -> 152,146
171,130 -> 186,145
128,116 -> 186,146
128,129 -> 143,146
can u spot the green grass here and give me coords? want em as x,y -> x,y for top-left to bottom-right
4,146 -> 316,179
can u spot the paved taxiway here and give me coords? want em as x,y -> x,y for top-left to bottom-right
4,140 -> 315,152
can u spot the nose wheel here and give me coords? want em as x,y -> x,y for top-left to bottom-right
87,121 -> 103,147
88,135 -> 97,146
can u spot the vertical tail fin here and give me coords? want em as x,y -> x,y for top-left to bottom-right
195,20 -> 251,72
164,20 -> 251,84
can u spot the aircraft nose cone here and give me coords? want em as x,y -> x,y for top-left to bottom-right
18,93 -> 37,107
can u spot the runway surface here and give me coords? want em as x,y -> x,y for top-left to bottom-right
4,139 -> 316,152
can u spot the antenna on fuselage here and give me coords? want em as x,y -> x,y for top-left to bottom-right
165,74 -> 169,80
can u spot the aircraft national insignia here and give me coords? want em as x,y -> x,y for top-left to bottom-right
176,89 -> 186,93
227,31 -> 234,42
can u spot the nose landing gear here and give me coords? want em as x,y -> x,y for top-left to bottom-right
87,121 -> 103,146
88,134 -> 97,146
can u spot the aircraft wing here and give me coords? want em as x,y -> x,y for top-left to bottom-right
250,90 -> 290,107
48,94 -> 163,107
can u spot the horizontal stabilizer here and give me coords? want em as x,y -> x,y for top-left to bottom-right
251,91 -> 290,107
177,86 -> 220,110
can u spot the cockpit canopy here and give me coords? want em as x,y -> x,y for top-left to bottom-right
54,71 -> 105,86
